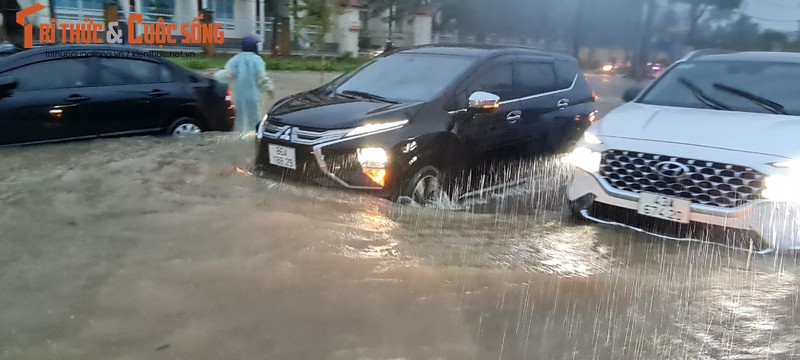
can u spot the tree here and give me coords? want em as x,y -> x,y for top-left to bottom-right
294,0 -> 335,54
672,0 -> 743,42
293,0 -> 341,81
688,15 -> 793,52
369,0 -> 435,45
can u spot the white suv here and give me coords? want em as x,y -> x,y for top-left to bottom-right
566,50 -> 800,252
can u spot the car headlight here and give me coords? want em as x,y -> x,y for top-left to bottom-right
346,120 -> 408,138
357,147 -> 388,187
583,132 -> 602,145
565,146 -> 601,173
763,160 -> 800,202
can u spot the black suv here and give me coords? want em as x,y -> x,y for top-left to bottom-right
255,45 -> 597,204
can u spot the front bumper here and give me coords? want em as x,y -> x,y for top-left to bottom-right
254,136 -> 395,196
567,168 -> 800,251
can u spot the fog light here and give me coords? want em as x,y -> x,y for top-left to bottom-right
583,132 -> 602,145
357,148 -> 388,186
362,168 -> 387,187
565,146 -> 601,173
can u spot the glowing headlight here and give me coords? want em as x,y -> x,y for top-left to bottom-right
771,160 -> 800,169
583,132 -> 602,145
763,175 -> 800,202
357,148 -> 388,167
565,146 -> 601,173
357,148 -> 388,187
346,120 -> 408,138
764,160 -> 800,202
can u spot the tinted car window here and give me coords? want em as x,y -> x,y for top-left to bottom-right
98,58 -> 173,85
3,58 -> 91,91
639,60 -> 800,115
515,62 -> 558,95
330,53 -> 476,102
461,62 -> 515,101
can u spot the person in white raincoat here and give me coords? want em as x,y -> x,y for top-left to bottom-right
214,35 -> 274,134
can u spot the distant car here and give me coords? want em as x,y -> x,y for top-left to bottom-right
0,44 -> 234,146
255,44 -> 597,204
566,50 -> 800,251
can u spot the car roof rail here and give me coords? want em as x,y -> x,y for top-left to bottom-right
681,48 -> 738,61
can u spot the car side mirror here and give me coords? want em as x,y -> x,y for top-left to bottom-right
468,91 -> 500,113
0,76 -> 17,97
622,87 -> 642,102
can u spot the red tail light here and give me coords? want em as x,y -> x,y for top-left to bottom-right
592,91 -> 598,102
225,88 -> 232,101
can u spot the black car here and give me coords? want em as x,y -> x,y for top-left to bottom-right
255,44 -> 597,204
0,44 -> 234,146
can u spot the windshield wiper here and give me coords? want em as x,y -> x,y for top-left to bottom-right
339,90 -> 399,104
712,82 -> 787,115
678,77 -> 731,111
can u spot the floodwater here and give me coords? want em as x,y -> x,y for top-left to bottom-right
1,75 -> 799,360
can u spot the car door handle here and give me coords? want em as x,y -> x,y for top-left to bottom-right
506,110 -> 522,123
66,94 -> 90,103
557,99 -> 570,109
149,89 -> 168,97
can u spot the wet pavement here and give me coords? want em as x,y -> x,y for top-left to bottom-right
2,73 -> 799,360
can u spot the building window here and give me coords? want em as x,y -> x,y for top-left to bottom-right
208,0 -> 233,20
53,0 -> 104,10
144,0 -> 176,16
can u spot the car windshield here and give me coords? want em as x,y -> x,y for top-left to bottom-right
638,60 -> 800,116
328,53 -> 476,103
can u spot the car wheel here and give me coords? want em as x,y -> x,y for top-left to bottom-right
167,117 -> 204,136
399,166 -> 448,207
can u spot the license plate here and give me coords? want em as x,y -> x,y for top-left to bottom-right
268,144 -> 296,170
637,192 -> 692,224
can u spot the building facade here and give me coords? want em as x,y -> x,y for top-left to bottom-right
10,0 -> 434,55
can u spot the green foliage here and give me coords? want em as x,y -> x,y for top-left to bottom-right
690,15 -> 793,51
671,0 -> 743,14
339,51 -> 355,61
172,55 -> 368,73
293,0 -> 338,53
671,0 -> 743,40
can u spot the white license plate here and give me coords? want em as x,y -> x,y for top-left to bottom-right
637,192 -> 692,224
268,144 -> 296,169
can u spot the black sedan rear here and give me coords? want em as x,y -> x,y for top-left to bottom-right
0,44 -> 234,146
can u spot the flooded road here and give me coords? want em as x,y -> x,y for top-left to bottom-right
2,74 -> 799,360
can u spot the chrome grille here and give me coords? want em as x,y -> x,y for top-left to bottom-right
599,150 -> 766,208
260,123 -> 348,145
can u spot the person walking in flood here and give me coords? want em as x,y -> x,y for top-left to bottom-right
214,35 -> 274,134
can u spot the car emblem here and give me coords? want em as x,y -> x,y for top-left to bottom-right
654,161 -> 690,178
279,127 -> 293,141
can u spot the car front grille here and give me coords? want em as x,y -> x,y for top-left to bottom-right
260,122 -> 348,146
599,150 -> 766,208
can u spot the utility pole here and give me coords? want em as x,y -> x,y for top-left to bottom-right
572,0 -> 584,60
387,2 -> 394,46
633,0 -> 657,80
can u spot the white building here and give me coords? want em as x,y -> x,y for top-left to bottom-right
13,0 -> 434,55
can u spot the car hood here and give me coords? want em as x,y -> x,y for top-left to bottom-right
594,103 -> 800,157
268,91 -> 425,130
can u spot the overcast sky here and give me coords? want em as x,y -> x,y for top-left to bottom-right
744,0 -> 800,32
